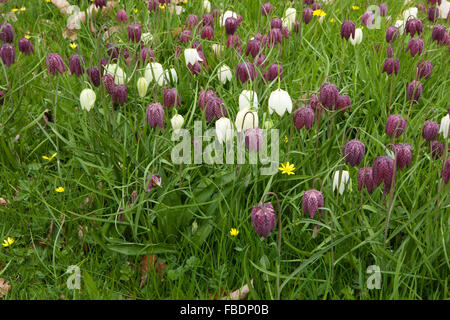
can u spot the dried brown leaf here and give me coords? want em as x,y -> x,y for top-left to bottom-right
221,279 -> 254,300
139,254 -> 157,289
0,198 -> 9,206
0,278 -> 11,298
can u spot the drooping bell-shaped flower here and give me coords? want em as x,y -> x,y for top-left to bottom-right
350,28 -> 363,45
417,61 -> 433,79
205,97 -> 227,123
218,64 -> 232,84
386,26 -> 399,42
392,143 -> 413,170
251,202 -> 277,238
302,189 -> 324,219
225,17 -> 238,35
405,19 -> 423,37
18,38 -> 34,55
382,58 -> 400,76
146,103 -> 165,129
303,8 -> 313,24
264,64 -> 283,82
406,38 -> 424,57
198,89 -> 218,111
116,9 -> 128,23
261,3 -> 273,17
336,94 -> 351,114
362,11 -> 375,27
432,25 -> 446,42
239,90 -> 258,110
145,174 -> 161,192
145,62 -> 165,86
215,117 -> 234,144
102,74 -> 116,95
358,167 -> 375,193
430,141 -> 444,159
171,114 -> 184,132
0,44 -> 15,67
372,156 -> 395,194
441,157 -> 450,184
163,88 -> 181,108
186,14 -> 199,30
333,170 -> 352,195
69,54 -> 84,77
0,23 -> 14,43
385,114 -> 407,138
46,53 -> 66,76
293,105 -> 315,130
137,77 -> 149,98
80,88 -> 96,112
128,22 -> 142,42
245,128 -> 264,152
386,45 -> 394,58
236,62 -> 256,83
104,63 -> 127,85
235,108 -> 258,132
439,114 -> 450,139
86,67 -> 100,87
406,80 -> 423,103
379,3 -> 388,16
202,14 -> 214,27
184,48 -> 203,68
320,82 -> 339,109
344,139 -> 365,166
268,89 -> 293,116
282,8 -> 297,31
422,121 -> 440,141
245,38 -> 261,59
112,84 -> 128,105
180,30 -> 192,43
219,10 -> 238,27
340,20 -> 356,40
201,26 -> 214,40
428,6 -> 440,22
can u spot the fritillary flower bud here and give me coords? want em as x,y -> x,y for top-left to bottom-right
163,88 -> 181,108
293,105 -> 315,130
245,128 -> 264,152
186,14 -> 199,30
46,53 -> 66,76
372,156 -> 395,194
128,22 -> 142,42
379,3 -> 388,16
137,77 -> 149,98
80,88 -> 96,112
441,157 -> 450,184
406,80 -> 423,103
344,139 -> 365,166
312,2 -> 322,10
18,38 -> 34,55
428,6 -> 440,22
303,8 -> 313,24
430,141 -> 444,159
302,189 -> 324,219
117,9 -> 128,23
386,45 -> 394,58
340,20 -> 356,40
145,174 -> 161,192
358,167 -> 375,193
102,74 -> 116,95
251,202 -> 276,238
171,114 -> 184,132
69,54 -> 84,77
336,94 -> 351,114
320,82 -> 339,109
0,23 -> 14,43
392,143 -> 413,170
0,90 -> 4,105
146,103 -> 165,129
385,114 -> 407,138
406,38 -> 424,57
261,3 -> 273,17
422,121 -> 440,141
112,84 -> 128,105
0,44 -> 15,67
382,58 -> 400,75
236,62 -> 256,83
386,26 -> 399,43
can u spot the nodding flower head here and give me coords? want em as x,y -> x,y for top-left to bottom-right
264,64 -> 283,82
320,82 -> 339,110
94,0 -> 106,8
432,25 -> 446,42
293,105 -> 315,130
202,14 -> 214,27
205,97 -> 227,123
201,26 -> 214,40
116,9 -> 128,23
379,3 -> 388,16
303,8 -> 313,24
0,44 -> 15,67
405,19 -> 423,37
344,139 -> 365,167
406,38 -> 424,57
128,22 -> 142,42
392,143 -> 413,170
251,202 -> 276,238
429,141 -> 444,159
46,53 -> 66,76
198,89 -> 218,111
302,189 -> 324,219
442,157 -> 450,184
226,34 -> 242,53
0,23 -> 14,43
417,61 -> 433,79
386,26 -> 399,43
385,114 -> 407,138
428,6 -> 440,22
102,74 -> 116,95
69,54 -> 84,77
163,88 -> 181,108
261,3 -> 273,16
361,11 -> 375,27
236,62 -> 256,83
406,80 -> 423,103
245,38 -> 261,59
245,128 -> 264,152
372,156 -> 395,194
146,103 -> 165,129
422,121 -> 440,141
186,14 -> 200,30
18,38 -> 34,55
270,18 -> 283,29
358,167 -> 375,193
225,17 -> 238,35
336,94 -> 351,114
112,84 -> 128,105
145,174 -> 161,192
382,58 -> 400,76
340,20 -> 356,40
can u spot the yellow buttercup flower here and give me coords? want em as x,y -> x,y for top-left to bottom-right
2,237 -> 14,248
283,136 -> 288,143
12,8 -> 19,12
313,9 -> 326,17
134,9 -> 138,14
20,7 -> 26,11
159,4 -> 165,10
330,18 -> 335,23
55,187 -> 65,193
42,153 -> 57,162
230,228 -> 239,237
352,6 -> 360,10
279,162 -> 295,175
24,35 -> 31,39
69,43 -> 77,49
46,0 -> 51,3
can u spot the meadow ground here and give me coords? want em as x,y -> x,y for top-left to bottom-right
0,0 -> 449,300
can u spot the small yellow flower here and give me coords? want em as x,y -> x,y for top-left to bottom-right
46,0 -> 51,3
230,228 -> 239,237
159,4 -> 165,10
55,187 -> 65,193
12,8 -> 19,12
361,26 -> 364,30
42,153 -> 57,162
20,7 -> 26,11
330,18 -> 335,23
279,162 -> 295,175
313,9 -> 326,17
2,237 -> 14,248
283,136 -> 288,143
69,43 -> 77,50
183,0 -> 188,4
352,6 -> 360,10
24,35 -> 31,39
134,9 -> 138,14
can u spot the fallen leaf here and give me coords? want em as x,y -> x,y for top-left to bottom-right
139,254 -> 157,289
102,26 -> 120,42
221,279 -> 254,300
0,278 -> 11,298
62,28 -> 78,41
0,198 -> 9,206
